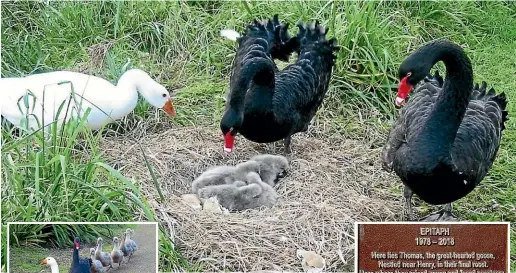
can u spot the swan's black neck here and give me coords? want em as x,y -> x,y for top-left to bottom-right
73,247 -> 79,263
413,41 -> 473,160
228,63 -> 274,111
223,36 -> 276,131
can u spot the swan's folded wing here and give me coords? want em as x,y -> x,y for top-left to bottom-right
452,99 -> 504,183
402,83 -> 440,142
382,82 -> 440,170
381,115 -> 406,171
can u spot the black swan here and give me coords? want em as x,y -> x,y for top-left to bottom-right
71,237 -> 92,273
220,15 -> 339,153
382,40 -> 509,221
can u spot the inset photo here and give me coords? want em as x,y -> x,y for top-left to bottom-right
7,222 -> 157,273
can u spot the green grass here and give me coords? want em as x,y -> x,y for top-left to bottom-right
9,247 -> 45,273
1,0 -> 515,271
0,109 -> 155,223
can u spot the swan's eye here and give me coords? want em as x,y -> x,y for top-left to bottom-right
406,72 -> 412,77
162,93 -> 167,98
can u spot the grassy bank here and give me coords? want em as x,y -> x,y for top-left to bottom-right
1,1 -> 515,270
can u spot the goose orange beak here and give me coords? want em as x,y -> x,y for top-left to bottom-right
163,99 -> 176,117
40,259 -> 47,265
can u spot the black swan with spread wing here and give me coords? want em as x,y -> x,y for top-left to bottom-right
221,15 -> 339,153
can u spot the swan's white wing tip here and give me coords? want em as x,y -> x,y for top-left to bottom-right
220,29 -> 240,42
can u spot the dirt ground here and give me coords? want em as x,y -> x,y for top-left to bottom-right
9,224 -> 157,273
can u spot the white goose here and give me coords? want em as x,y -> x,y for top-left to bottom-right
40,257 -> 60,273
0,69 -> 176,131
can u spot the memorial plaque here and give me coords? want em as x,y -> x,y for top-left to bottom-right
356,222 -> 510,273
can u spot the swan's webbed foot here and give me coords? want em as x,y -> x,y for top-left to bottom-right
419,203 -> 457,222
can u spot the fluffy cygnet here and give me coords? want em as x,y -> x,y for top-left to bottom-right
191,160 -> 261,194
250,154 -> 289,186
197,172 -> 278,211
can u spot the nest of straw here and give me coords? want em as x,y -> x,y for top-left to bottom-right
100,125 -> 403,271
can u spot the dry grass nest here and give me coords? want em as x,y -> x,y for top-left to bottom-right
100,125 -> 404,272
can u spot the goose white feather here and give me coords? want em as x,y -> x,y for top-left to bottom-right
0,69 -> 176,131
41,257 -> 60,273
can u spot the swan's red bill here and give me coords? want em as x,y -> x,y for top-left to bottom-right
396,76 -> 413,107
75,241 -> 80,249
223,131 -> 235,153
395,96 -> 405,107
163,99 -> 176,117
40,259 -> 47,265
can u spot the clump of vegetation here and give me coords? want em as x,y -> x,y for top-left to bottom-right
0,104 -> 156,261
2,1 -> 515,271
9,224 -> 129,249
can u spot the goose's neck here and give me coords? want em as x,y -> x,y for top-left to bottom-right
413,42 -> 473,159
109,70 -> 143,120
50,263 -> 60,273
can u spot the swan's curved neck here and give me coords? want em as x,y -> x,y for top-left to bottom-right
226,42 -> 275,116
414,42 -> 473,158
